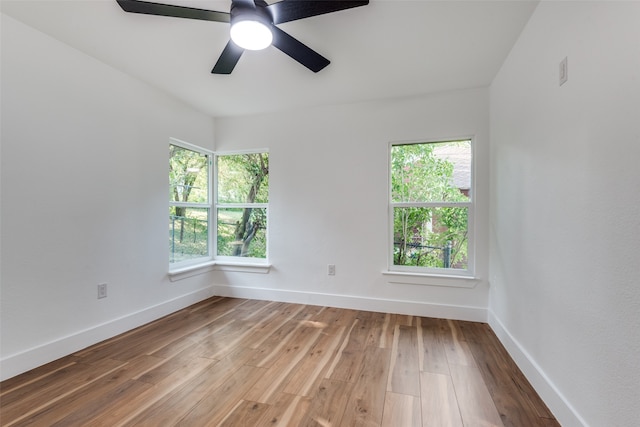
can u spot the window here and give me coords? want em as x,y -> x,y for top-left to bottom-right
389,139 -> 473,275
169,141 -> 269,271
215,151 -> 269,261
169,141 -> 212,265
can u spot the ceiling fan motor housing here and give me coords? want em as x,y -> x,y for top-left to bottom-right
230,1 -> 273,29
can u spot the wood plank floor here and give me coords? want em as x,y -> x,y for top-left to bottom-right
0,297 -> 560,426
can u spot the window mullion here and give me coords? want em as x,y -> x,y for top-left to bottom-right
216,203 -> 269,209
170,202 -> 210,208
208,154 -> 213,259
391,201 -> 471,208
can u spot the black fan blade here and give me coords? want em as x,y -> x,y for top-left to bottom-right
212,41 -> 244,74
271,26 -> 329,72
267,0 -> 369,24
116,0 -> 229,22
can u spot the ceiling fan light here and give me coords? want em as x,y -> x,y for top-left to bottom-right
230,20 -> 273,51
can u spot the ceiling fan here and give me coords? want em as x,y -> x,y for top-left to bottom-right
116,0 -> 369,74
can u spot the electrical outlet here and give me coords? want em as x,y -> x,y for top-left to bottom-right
98,283 -> 107,299
559,57 -> 568,86
327,264 -> 336,276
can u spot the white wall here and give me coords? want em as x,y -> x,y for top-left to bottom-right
0,15 -> 216,380
213,88 -> 491,321
489,2 -> 640,426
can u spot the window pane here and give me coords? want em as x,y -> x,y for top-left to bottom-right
170,144 -> 209,203
169,207 -> 209,263
391,140 -> 471,203
217,153 -> 269,204
393,207 -> 468,269
217,208 -> 267,258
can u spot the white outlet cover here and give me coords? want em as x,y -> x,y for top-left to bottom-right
559,57 -> 568,86
98,283 -> 107,299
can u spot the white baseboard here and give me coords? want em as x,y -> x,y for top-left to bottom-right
488,310 -> 588,427
0,286 -> 215,381
211,284 -> 487,322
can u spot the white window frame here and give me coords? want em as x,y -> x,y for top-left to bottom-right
387,137 -> 475,279
169,138 -> 214,269
214,149 -> 270,264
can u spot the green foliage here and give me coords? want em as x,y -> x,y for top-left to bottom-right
217,153 -> 269,204
391,143 -> 467,203
169,144 -> 208,204
391,141 -> 470,269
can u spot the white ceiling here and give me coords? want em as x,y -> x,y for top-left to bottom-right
1,0 -> 538,117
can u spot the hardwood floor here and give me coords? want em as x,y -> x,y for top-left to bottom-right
0,297 -> 560,426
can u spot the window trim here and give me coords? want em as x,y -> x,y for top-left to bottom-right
387,137 -> 476,279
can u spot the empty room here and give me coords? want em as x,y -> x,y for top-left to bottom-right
1,0 -> 638,426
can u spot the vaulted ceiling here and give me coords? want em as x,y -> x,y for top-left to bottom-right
1,0 -> 538,117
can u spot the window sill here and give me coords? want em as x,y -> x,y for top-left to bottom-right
382,270 -> 479,288
214,261 -> 272,274
169,260 -> 271,281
